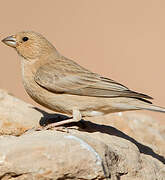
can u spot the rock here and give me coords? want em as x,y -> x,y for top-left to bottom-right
0,131 -> 107,180
0,89 -> 164,179
0,89 -> 43,135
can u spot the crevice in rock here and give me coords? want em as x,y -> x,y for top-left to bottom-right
0,172 -> 25,180
116,172 -> 128,180
56,174 -> 106,180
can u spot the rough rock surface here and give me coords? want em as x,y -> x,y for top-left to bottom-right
0,89 -> 42,135
0,89 -> 164,180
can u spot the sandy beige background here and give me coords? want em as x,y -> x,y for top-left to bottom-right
0,0 -> 165,122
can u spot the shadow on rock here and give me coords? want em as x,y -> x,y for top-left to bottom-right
34,107 -> 165,165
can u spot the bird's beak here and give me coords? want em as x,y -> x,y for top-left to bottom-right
2,35 -> 17,48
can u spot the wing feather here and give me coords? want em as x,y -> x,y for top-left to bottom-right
34,58 -> 153,101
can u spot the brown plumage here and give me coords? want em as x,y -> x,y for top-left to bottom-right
2,31 -> 165,127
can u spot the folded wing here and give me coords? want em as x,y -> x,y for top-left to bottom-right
34,58 -> 153,102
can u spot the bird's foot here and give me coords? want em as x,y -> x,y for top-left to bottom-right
26,124 -> 69,133
42,107 -> 82,128
25,108 -> 82,133
43,125 -> 69,132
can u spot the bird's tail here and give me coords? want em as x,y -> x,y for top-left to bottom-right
134,101 -> 165,113
112,98 -> 165,113
135,103 -> 165,113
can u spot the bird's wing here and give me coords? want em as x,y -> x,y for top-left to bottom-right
34,59 -> 153,100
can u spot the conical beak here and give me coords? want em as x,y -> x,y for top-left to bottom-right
2,36 -> 17,48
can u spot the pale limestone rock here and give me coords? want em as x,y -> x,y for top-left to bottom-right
0,89 -> 43,135
0,131 -> 107,179
0,89 -> 164,179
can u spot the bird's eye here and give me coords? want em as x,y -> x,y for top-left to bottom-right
22,37 -> 29,42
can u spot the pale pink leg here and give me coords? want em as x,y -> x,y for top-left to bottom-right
41,108 -> 82,130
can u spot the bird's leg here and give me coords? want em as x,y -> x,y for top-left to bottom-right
41,108 -> 82,130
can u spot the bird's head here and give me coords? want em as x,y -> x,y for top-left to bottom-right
2,31 -> 55,60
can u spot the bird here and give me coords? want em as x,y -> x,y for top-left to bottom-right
2,31 -> 165,128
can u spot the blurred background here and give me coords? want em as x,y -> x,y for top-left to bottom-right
0,0 -> 165,123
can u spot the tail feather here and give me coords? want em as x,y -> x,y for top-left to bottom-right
136,104 -> 165,113
109,97 -> 165,113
